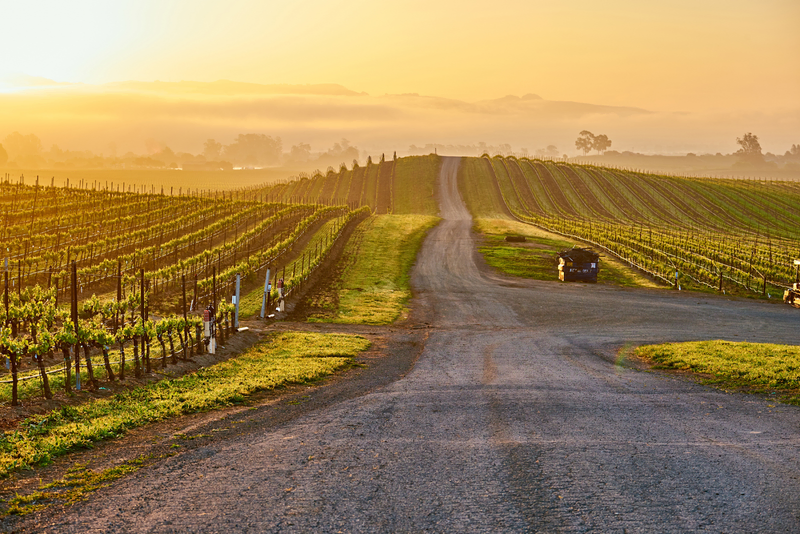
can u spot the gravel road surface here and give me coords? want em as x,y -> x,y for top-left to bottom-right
33,157 -> 800,533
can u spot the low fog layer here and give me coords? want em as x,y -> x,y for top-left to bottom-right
0,79 -> 798,173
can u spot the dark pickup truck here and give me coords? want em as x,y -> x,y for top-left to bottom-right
558,247 -> 600,282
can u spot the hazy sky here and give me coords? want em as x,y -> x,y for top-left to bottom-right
4,0 -> 798,111
1,0 -> 798,156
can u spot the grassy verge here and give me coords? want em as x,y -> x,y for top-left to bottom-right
636,340 -> 800,404
475,218 -> 660,288
0,332 -> 369,478
309,214 -> 440,324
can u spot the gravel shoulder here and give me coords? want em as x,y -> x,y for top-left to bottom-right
10,157 -> 800,533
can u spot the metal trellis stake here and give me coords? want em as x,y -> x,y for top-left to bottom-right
234,273 -> 241,329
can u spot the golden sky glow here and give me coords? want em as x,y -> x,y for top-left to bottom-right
1,0 -> 798,156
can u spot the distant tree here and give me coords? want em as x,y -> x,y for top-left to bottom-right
575,131 -> 594,156
176,151 -> 203,165
535,145 -> 559,158
152,146 -> 176,165
734,132 -> 777,169
316,139 -> 359,166
592,134 -> 612,154
144,137 -> 166,155
0,143 -> 7,166
133,156 -> 165,168
203,139 -> 222,161
47,144 -> 65,162
288,143 -> 311,163
735,132 -> 764,163
785,144 -> 800,158
223,134 -> 282,166
2,132 -> 43,161
736,132 -> 762,156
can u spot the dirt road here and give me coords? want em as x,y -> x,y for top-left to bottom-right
32,157 -> 800,532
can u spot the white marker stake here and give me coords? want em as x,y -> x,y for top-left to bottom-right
260,269 -> 271,318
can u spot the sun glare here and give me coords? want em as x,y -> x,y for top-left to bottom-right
1,2 -> 133,84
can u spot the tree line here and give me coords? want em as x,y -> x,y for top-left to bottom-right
0,132 -> 364,171
575,131 -> 612,156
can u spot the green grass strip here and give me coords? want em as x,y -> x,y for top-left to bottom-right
312,214 -> 439,324
0,332 -> 369,478
636,340 -> 800,404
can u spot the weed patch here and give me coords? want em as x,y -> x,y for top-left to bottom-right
636,340 -> 800,404
4,459 -> 146,516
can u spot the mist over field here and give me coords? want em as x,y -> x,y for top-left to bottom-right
1,78 -> 798,187
1,78 -> 798,157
